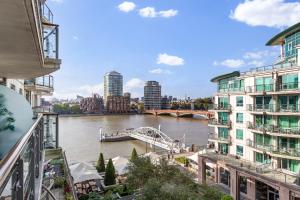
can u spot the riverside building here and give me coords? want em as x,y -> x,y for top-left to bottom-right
201,23 -> 300,200
144,81 -> 161,110
0,1 -> 76,199
103,71 -> 123,102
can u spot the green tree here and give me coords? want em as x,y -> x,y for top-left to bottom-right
0,94 -> 15,132
104,159 -> 116,186
221,195 -> 234,200
96,153 -> 105,173
131,148 -> 138,161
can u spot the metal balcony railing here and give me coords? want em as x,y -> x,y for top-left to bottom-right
246,84 -> 274,93
208,104 -> 231,111
246,139 -> 300,158
240,62 -> 296,75
42,2 -> 54,23
247,104 -> 300,113
247,122 -> 300,137
25,75 -> 54,89
247,122 -> 266,132
0,114 -> 59,199
247,82 -> 300,94
208,133 -> 231,143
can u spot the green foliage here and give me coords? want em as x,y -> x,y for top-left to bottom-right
202,186 -> 224,200
104,159 -> 116,186
174,157 -> 189,166
96,153 -> 105,173
221,195 -> 234,200
87,192 -> 101,200
131,148 -> 138,161
54,177 -> 66,188
126,157 -> 203,200
53,103 -> 82,114
0,94 -> 15,132
65,192 -> 73,200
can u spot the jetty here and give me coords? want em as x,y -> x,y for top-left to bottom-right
99,127 -> 185,153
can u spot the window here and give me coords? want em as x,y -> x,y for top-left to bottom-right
236,145 -> 243,156
255,152 -> 271,164
236,113 -> 243,123
236,96 -> 243,107
240,176 -> 247,194
236,129 -> 243,140
281,159 -> 299,173
218,128 -> 229,139
19,88 -> 23,95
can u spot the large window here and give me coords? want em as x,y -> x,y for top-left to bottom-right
255,152 -> 271,164
278,95 -> 298,111
236,145 -> 243,156
236,129 -> 243,140
285,31 -> 300,58
255,133 -> 271,146
236,113 -> 243,123
218,128 -> 229,139
236,96 -> 243,107
218,97 -> 229,108
255,96 -> 272,111
278,116 -> 298,129
218,112 -> 229,123
282,159 -> 299,173
255,77 -> 272,92
281,73 -> 298,90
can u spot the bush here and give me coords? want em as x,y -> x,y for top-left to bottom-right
65,192 -> 73,200
54,177 -> 66,188
175,157 -> 189,166
221,195 -> 234,200
104,159 -> 116,186
96,153 -> 105,173
131,148 -> 138,161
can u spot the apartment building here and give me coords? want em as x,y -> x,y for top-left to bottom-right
201,23 -> 300,200
0,1 -> 76,199
144,81 -> 161,110
80,94 -> 104,114
106,95 -> 130,113
104,71 -> 123,102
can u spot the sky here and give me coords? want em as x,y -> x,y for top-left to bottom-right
48,0 -> 300,99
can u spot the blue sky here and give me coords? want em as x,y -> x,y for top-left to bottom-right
48,0 -> 300,99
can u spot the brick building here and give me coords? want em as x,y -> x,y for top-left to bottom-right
80,94 -> 104,114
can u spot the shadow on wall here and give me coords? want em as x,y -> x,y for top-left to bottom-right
0,85 -> 34,159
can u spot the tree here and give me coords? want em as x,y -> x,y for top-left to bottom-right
131,148 -> 138,161
221,195 -> 234,200
0,94 -> 15,132
104,159 -> 116,186
96,153 -> 105,173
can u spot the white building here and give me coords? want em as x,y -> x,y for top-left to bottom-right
199,22 -> 300,200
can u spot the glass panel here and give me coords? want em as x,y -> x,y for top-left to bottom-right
236,129 -> 243,140
236,145 -> 243,156
236,113 -> 243,123
218,128 -> 228,139
236,96 -> 243,107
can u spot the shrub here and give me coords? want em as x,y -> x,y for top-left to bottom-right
221,195 -> 234,200
131,148 -> 138,161
96,153 -> 105,173
104,159 -> 116,186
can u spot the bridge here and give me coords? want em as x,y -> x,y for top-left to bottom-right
100,127 -> 185,153
144,109 -> 214,119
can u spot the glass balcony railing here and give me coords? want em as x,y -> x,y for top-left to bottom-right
24,75 -> 54,89
247,122 -> 300,136
246,84 -> 274,93
208,104 -> 231,111
208,119 -> 231,127
208,133 -> 231,143
42,2 -> 54,23
0,114 -> 58,199
247,104 -> 300,113
247,82 -> 300,94
241,62 -> 296,75
43,25 -> 59,60
246,139 -> 300,158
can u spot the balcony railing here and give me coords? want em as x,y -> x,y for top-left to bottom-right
246,139 -> 300,158
247,122 -> 300,137
44,24 -> 59,60
25,75 -> 54,89
0,114 -> 58,199
208,119 -> 231,127
208,133 -> 231,143
247,82 -> 300,94
208,104 -> 231,111
240,62 -> 296,75
246,84 -> 274,93
42,2 -> 54,23
217,87 -> 245,93
247,121 -> 266,132
247,104 -> 300,113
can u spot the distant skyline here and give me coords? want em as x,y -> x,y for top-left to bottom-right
48,0 -> 300,99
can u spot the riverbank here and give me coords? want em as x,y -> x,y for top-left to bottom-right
59,113 -> 139,117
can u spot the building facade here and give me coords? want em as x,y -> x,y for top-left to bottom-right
104,71 -> 123,102
80,94 -> 104,114
106,95 -> 130,113
201,23 -> 300,200
144,81 -> 161,110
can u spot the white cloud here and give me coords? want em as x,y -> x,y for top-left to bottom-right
157,53 -> 184,66
118,1 -> 136,13
139,7 -> 157,18
72,36 -> 79,40
159,9 -> 178,18
53,83 -> 103,99
49,0 -> 63,3
213,59 -> 245,68
125,78 -> 145,89
149,68 -> 172,74
247,60 -> 265,67
230,0 -> 300,28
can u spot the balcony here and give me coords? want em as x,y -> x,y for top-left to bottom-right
208,133 -> 231,144
24,75 -> 54,95
247,82 -> 300,95
247,104 -> 300,115
208,104 -> 231,112
247,121 -> 266,133
208,119 -> 231,128
0,0 -> 61,79
240,62 -> 297,76
0,114 -> 59,199
246,84 -> 274,94
246,139 -> 300,160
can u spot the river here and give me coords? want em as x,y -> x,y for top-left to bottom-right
59,114 -> 209,163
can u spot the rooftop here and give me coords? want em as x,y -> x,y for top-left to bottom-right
266,22 -> 300,46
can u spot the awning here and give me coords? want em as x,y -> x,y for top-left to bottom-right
112,156 -> 129,175
70,162 -> 102,184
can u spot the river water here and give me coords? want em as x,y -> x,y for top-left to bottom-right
59,115 -> 209,163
